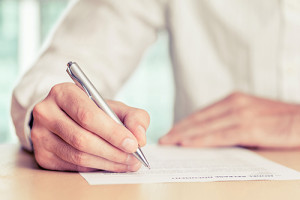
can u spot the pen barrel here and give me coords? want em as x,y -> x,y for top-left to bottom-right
67,62 -> 150,168
67,62 -> 122,125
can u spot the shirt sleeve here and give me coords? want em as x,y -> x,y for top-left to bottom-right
11,0 -> 167,151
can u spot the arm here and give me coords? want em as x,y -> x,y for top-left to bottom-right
11,0 -> 167,171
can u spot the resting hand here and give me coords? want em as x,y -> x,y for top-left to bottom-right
159,92 -> 300,149
31,83 -> 150,172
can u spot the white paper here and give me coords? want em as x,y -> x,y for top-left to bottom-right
80,145 -> 300,185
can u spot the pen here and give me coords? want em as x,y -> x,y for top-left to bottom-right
66,61 -> 150,169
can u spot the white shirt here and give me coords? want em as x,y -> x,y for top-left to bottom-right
11,0 -> 300,151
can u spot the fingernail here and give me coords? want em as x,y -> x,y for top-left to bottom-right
122,138 -> 137,153
126,154 -> 138,165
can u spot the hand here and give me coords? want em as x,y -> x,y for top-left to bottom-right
159,92 -> 300,149
31,83 -> 150,172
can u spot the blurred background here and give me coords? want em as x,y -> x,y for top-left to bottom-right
0,0 -> 174,144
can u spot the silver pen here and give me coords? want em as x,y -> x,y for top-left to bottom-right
66,61 -> 150,169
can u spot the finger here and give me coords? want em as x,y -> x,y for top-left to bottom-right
159,110 -> 238,145
32,120 -> 100,172
32,129 -> 96,172
34,99 -> 139,165
108,100 -> 150,147
163,92 -> 248,141
48,83 -> 138,153
49,132 -> 141,172
35,150 -> 96,172
179,126 -> 240,147
159,99 -> 231,145
171,95 -> 234,132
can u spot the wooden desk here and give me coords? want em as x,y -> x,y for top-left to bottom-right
1,144 -> 300,200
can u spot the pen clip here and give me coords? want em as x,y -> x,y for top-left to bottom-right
66,63 -> 92,98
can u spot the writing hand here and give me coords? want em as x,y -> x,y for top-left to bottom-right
31,83 -> 150,172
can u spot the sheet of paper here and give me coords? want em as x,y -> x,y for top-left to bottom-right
80,145 -> 300,185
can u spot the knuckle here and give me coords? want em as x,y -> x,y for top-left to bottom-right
34,151 -> 54,170
228,91 -> 247,105
129,108 -> 151,127
49,84 -> 62,99
70,134 -> 86,150
71,151 -> 85,165
76,107 -> 93,127
57,83 -> 79,104
32,102 -> 45,122
49,83 -> 75,101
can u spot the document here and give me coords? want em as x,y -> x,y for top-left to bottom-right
80,145 -> 300,185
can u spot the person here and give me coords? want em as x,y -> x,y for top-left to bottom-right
11,0 -> 300,172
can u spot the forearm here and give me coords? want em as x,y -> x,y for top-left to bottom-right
11,0 -> 166,150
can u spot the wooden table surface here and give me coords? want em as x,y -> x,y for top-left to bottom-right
1,143 -> 300,200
